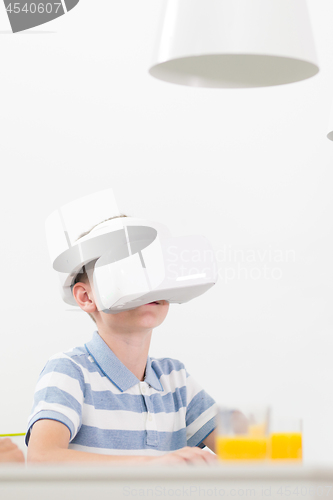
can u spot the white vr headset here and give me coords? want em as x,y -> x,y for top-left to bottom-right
45,189 -> 218,313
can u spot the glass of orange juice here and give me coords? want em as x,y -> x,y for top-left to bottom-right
216,405 -> 270,460
269,417 -> 302,461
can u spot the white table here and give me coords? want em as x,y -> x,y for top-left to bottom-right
0,463 -> 332,500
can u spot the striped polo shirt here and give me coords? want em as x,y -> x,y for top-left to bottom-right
26,331 -> 217,455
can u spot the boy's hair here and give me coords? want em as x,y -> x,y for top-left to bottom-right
73,214 -> 129,324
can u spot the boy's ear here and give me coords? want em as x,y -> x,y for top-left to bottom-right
72,282 -> 97,314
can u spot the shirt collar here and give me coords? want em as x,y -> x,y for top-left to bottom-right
84,331 -> 163,392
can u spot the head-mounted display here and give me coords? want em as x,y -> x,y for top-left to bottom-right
45,189 -> 218,313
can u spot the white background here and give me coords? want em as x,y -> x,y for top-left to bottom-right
0,0 -> 332,464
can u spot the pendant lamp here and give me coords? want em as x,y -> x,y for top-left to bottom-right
149,0 -> 319,88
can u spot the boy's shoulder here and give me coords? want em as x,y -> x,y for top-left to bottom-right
150,356 -> 188,376
47,345 -> 87,362
44,344 -> 94,375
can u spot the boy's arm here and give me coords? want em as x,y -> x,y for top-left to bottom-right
27,420 -> 152,463
201,429 -> 217,453
27,420 -> 217,464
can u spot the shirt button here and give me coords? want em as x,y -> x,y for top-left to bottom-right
148,413 -> 153,421
141,385 -> 146,394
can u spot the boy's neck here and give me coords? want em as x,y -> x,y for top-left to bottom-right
96,325 -> 152,382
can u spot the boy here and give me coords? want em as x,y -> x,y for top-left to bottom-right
27,216 -> 217,465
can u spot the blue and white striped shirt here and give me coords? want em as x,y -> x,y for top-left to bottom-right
26,331 -> 217,456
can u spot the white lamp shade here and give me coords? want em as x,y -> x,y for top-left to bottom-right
149,0 -> 319,88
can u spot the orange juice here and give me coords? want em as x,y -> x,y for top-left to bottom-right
216,436 -> 268,460
269,432 -> 302,460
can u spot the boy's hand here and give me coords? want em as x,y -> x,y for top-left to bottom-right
0,438 -> 25,463
151,446 -> 217,465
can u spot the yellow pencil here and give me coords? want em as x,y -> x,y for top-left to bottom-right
0,433 -> 25,437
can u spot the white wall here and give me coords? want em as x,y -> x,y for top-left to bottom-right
0,0 -> 333,464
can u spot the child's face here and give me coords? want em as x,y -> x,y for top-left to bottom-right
100,300 -> 170,333
73,280 -> 169,333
